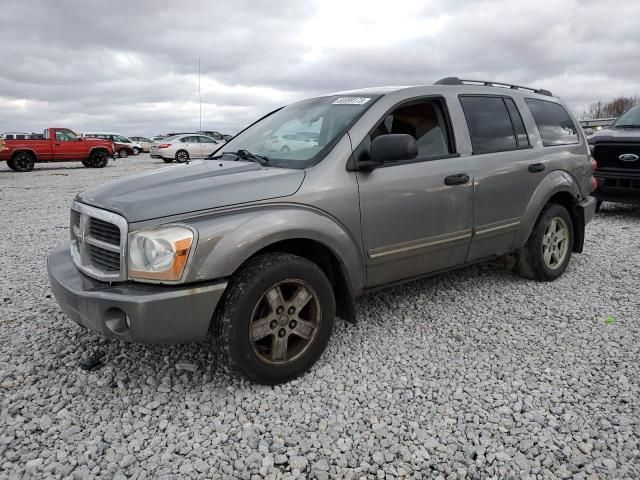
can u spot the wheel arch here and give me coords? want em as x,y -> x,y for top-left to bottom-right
10,148 -> 37,160
515,170 -> 585,253
186,206 -> 365,322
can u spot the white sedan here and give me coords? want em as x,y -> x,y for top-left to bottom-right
149,134 -> 223,163
263,133 -> 318,152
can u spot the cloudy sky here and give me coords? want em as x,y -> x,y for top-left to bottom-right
1,0 -> 638,136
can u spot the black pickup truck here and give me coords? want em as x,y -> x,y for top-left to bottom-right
589,105 -> 640,210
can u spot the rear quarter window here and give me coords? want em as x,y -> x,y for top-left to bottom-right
525,98 -> 579,146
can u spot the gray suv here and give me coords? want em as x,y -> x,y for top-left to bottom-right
48,77 -> 597,384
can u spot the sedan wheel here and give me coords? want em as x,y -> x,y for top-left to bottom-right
175,150 -> 189,163
118,149 -> 128,158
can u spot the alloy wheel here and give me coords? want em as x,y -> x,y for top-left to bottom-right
542,217 -> 569,270
249,279 -> 321,365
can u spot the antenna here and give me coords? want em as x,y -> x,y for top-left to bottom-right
198,58 -> 202,131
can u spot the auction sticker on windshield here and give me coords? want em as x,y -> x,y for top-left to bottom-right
332,97 -> 371,105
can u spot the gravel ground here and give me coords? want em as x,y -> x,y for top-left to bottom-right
0,155 -> 639,479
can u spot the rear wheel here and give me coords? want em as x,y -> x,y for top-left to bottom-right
90,150 -> 108,168
6,159 -> 18,171
517,203 -> 574,281
175,150 -> 189,163
595,200 -> 603,213
11,151 -> 35,172
118,148 -> 129,158
214,253 -> 335,384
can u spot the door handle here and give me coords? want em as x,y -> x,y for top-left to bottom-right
528,163 -> 545,173
444,173 -> 470,186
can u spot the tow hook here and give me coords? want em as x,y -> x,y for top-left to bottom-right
79,350 -> 106,371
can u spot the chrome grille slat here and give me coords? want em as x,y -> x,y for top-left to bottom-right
69,202 -> 128,282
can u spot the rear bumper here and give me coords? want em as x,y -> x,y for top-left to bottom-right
47,247 -> 227,344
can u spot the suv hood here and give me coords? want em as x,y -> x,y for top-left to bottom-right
77,160 -> 305,222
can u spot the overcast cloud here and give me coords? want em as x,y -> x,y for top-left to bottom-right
1,0 -> 638,136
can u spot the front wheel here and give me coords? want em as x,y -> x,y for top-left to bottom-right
214,253 -> 335,384
517,203 -> 574,281
118,148 -> 128,158
89,150 -> 109,168
132,147 -> 140,155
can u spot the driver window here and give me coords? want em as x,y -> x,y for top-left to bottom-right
371,100 -> 453,158
55,130 -> 77,141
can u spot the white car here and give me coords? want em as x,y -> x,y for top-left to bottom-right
264,133 -> 318,152
82,132 -> 143,156
149,134 -> 223,163
128,136 -> 153,152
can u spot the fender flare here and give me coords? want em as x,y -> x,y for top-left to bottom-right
187,205 -> 366,294
515,170 -> 582,248
10,148 -> 38,160
89,146 -> 112,157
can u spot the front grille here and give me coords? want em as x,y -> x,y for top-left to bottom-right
592,143 -> 640,170
88,244 -> 120,271
89,217 -> 120,245
70,202 -> 127,281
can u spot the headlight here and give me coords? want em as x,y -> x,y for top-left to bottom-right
128,226 -> 195,281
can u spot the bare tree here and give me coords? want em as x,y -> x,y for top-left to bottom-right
580,95 -> 640,119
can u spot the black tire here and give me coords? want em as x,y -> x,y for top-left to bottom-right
90,150 -> 109,168
82,159 -> 91,168
517,203 -> 574,281
132,147 -> 140,155
595,200 -> 603,213
162,158 -> 174,163
213,253 -> 335,384
175,150 -> 189,163
6,159 -> 18,171
118,148 -> 128,158
11,151 -> 35,172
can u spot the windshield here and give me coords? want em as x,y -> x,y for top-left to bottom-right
220,94 -> 380,168
612,105 -> 640,128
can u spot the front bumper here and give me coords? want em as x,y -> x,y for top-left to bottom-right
47,247 -> 227,344
593,170 -> 640,205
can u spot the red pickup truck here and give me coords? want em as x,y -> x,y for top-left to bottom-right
0,128 -> 115,172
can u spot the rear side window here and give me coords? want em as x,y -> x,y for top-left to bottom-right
460,96 -> 529,154
525,98 -> 579,146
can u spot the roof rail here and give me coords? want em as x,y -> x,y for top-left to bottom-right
434,77 -> 553,97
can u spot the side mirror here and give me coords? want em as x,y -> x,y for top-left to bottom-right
370,134 -> 418,163
356,134 -> 418,171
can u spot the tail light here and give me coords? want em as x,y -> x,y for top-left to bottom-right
590,155 -> 598,191
590,156 -> 597,172
158,143 -> 171,149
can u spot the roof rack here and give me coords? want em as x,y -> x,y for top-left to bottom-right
434,77 -> 553,97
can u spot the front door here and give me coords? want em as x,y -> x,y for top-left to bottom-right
52,129 -> 86,161
356,98 -> 474,287
198,135 -> 220,157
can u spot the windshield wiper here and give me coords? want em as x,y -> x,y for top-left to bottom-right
209,149 -> 269,166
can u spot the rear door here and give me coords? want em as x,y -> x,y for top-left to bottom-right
52,129 -> 86,161
356,97 -> 474,287
180,136 -> 202,158
459,95 -> 547,261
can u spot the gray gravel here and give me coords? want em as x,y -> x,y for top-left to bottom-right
1,155 -> 639,479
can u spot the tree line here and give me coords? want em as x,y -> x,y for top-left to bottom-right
579,95 -> 639,120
